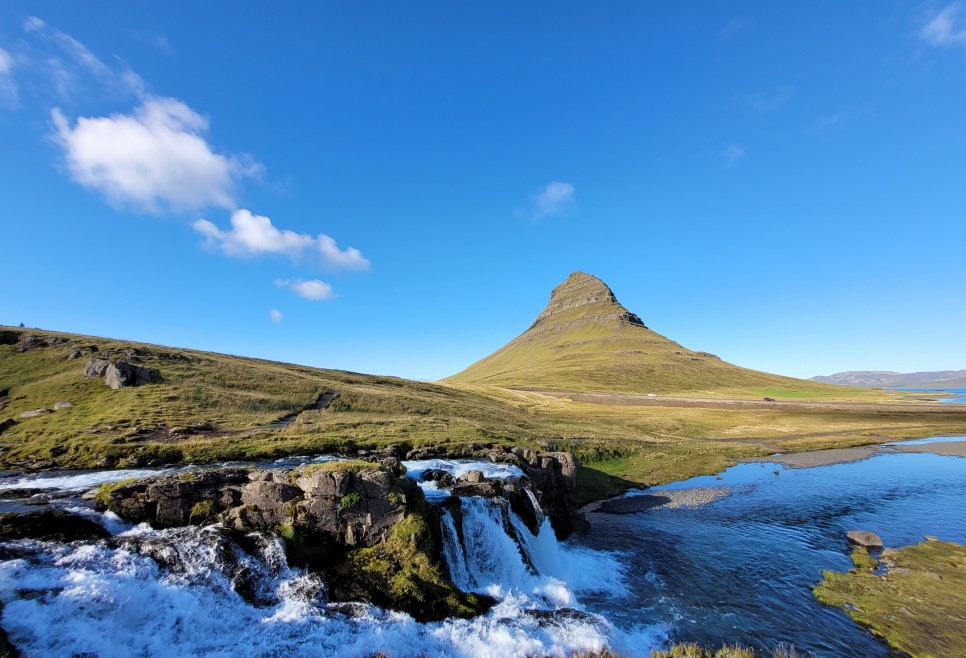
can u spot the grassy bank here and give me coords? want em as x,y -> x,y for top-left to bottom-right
814,541 -> 966,657
3,327 -> 966,503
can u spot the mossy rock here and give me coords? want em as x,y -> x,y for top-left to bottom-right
331,511 -> 491,622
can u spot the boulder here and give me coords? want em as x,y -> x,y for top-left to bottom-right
460,470 -> 486,484
83,358 -> 110,378
53,400 -> 73,410
847,530 -> 884,549
0,510 -> 110,542
105,361 -> 162,388
19,408 -> 50,418
421,468 -> 455,488
452,481 -> 503,498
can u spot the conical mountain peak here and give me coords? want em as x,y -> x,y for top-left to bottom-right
531,272 -> 645,330
446,271 -> 812,394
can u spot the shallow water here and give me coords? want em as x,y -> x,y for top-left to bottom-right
574,449 -> 966,657
891,386 -> 966,403
1,446 -> 964,656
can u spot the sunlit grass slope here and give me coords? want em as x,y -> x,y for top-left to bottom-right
445,272 -> 836,396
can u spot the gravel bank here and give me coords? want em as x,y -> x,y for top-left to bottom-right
894,440 -> 966,458
593,486 -> 731,514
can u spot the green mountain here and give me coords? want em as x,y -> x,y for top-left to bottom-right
445,271 -> 827,395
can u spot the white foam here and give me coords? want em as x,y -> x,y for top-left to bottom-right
0,468 -> 171,492
403,459 -> 525,481
0,531 -> 628,658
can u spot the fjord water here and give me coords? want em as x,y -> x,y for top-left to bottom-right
1,444 -> 965,657
574,444 -> 966,656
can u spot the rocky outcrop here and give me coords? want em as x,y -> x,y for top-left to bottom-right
512,448 -> 587,537
0,510 -> 110,542
96,463 -> 484,621
18,408 -> 50,418
0,418 -> 14,434
83,358 -> 110,378
0,330 -> 20,346
83,358 -> 161,388
106,361 -> 162,388
18,335 -> 67,352
97,465 -> 408,551
847,530 -> 884,549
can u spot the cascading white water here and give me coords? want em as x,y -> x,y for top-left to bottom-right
0,459 -> 649,657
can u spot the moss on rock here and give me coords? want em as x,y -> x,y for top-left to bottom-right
814,540 -> 966,658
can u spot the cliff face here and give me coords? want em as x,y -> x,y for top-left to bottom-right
96,447 -> 586,620
446,271 -> 821,394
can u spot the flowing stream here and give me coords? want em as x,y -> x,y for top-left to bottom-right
1,439 -> 964,657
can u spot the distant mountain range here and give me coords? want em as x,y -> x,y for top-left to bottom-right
811,370 -> 966,388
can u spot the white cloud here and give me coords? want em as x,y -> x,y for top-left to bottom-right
531,181 -> 575,219
275,278 -> 335,301
921,4 -> 966,46
0,47 -> 18,108
194,209 -> 370,271
51,97 -> 260,212
723,144 -> 745,169
24,16 -> 146,100
269,309 -> 284,323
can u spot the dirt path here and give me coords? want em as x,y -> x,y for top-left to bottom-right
514,389 -> 966,415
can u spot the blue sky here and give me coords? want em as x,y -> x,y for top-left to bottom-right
1,2 -> 965,381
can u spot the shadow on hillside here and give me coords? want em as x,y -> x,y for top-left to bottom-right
574,466 -> 640,508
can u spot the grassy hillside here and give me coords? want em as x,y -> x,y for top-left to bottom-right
445,272 -> 838,396
0,326 -> 546,469
3,325 -> 966,503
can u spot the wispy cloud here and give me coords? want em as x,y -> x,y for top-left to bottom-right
529,181 -> 575,219
0,47 -> 18,108
722,144 -> 746,169
24,16 -> 146,100
921,3 -> 966,46
194,209 -> 370,271
739,86 -> 793,113
51,98 -> 261,212
269,309 -> 284,323
275,278 -> 335,301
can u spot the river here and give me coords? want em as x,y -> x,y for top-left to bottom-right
1,438 -> 964,657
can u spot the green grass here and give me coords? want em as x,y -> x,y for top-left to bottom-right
3,325 -> 966,503
445,272 -> 843,396
814,541 -> 966,657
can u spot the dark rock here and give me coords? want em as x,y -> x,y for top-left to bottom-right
0,487 -> 58,500
0,330 -> 20,346
105,361 -> 162,388
0,510 -> 110,542
451,481 -> 503,498
421,469 -> 455,488
515,450 -> 587,538
83,358 -> 110,378
847,530 -> 884,549
19,335 -> 66,352
0,418 -> 14,434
